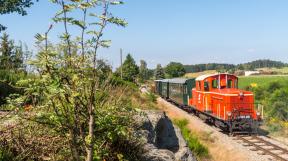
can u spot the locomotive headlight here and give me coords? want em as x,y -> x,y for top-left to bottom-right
256,111 -> 261,116
227,112 -> 232,117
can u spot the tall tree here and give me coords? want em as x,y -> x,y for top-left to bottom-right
0,33 -> 14,69
0,33 -> 26,71
0,0 -> 38,32
121,54 -> 139,82
139,59 -> 148,82
12,42 -> 24,69
165,62 -> 186,78
155,64 -> 165,79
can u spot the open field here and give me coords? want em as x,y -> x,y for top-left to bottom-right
238,75 -> 288,89
256,67 -> 288,74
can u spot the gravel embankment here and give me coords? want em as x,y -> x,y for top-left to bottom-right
157,98 -> 288,161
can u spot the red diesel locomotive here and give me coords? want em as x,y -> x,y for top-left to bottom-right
190,73 -> 261,134
155,73 -> 262,134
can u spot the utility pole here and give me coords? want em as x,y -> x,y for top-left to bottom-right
120,48 -> 123,79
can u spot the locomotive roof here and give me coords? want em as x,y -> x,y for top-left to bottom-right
195,73 -> 238,81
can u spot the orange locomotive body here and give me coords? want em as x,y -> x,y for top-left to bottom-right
189,73 -> 261,134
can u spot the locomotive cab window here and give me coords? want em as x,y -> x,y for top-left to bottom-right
227,79 -> 233,88
212,79 -> 218,88
234,79 -> 238,89
204,81 -> 209,91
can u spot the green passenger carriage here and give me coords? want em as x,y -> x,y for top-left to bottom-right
168,78 -> 195,106
155,78 -> 195,106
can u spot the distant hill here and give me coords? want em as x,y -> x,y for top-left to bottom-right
184,59 -> 287,73
184,63 -> 235,73
239,59 -> 287,70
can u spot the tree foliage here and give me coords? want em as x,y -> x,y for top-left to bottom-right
139,59 -> 149,82
120,54 -> 139,82
154,64 -> 165,80
0,0 -> 38,32
0,33 -> 26,70
165,62 -> 185,78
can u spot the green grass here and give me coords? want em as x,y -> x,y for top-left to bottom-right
173,119 -> 209,159
238,75 -> 288,89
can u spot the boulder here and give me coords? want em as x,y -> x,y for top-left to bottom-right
135,110 -> 197,161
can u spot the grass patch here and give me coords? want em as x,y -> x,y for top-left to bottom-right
173,119 -> 209,159
238,75 -> 288,89
145,92 -> 157,103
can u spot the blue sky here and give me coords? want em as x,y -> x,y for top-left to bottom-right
1,0 -> 288,68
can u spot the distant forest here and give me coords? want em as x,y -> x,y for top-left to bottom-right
184,59 -> 287,73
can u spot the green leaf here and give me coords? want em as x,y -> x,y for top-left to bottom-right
107,17 -> 128,27
86,31 -> 101,37
35,33 -> 46,42
110,1 -> 124,5
78,2 -> 92,9
89,22 -> 104,27
100,40 -> 111,48
71,20 -> 86,29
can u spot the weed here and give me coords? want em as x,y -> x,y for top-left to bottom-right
173,119 -> 209,159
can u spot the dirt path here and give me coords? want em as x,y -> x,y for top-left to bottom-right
157,98 -> 274,161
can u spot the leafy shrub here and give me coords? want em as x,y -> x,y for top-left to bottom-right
269,101 -> 288,121
266,121 -> 283,133
0,81 -> 23,105
267,81 -> 283,93
0,70 -> 27,85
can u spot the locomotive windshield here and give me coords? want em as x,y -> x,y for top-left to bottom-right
227,79 -> 233,88
212,79 -> 218,88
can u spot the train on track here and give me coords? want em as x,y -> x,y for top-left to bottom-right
155,73 -> 262,135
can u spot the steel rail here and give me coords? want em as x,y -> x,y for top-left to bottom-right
235,136 -> 288,161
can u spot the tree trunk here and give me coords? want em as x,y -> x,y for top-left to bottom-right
86,104 -> 94,161
70,129 -> 80,161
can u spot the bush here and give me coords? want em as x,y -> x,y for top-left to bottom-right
0,70 -> 27,85
267,81 -> 283,93
0,81 -> 23,105
269,101 -> 288,121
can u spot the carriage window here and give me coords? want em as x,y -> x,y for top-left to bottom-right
212,80 -> 218,88
204,82 -> 209,91
183,85 -> 187,94
227,79 -> 233,88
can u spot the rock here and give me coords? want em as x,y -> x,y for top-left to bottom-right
135,110 -> 197,161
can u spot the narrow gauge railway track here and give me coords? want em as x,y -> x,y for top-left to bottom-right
165,99 -> 288,161
234,135 -> 288,161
